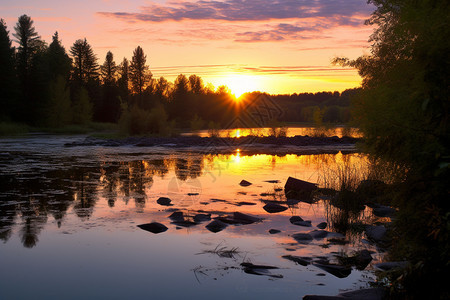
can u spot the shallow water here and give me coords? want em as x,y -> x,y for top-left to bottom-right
181,126 -> 362,138
0,135 -> 384,300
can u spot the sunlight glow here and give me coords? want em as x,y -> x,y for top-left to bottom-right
222,74 -> 262,98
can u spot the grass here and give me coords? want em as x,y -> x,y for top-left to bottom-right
0,121 -> 29,136
198,242 -> 240,258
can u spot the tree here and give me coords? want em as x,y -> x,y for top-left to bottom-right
46,75 -> 71,127
334,1 -> 450,298
47,32 -> 72,80
13,15 -> 40,84
98,51 -> 120,122
70,38 -> 99,84
0,19 -> 18,120
129,46 -> 151,96
72,87 -> 92,125
100,51 -> 117,85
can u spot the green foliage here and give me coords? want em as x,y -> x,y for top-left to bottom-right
190,114 -> 205,132
119,104 -> 173,136
72,87 -> 93,125
129,46 -> 151,95
0,19 -> 18,121
70,38 -> 99,84
335,1 -> 450,298
0,122 -> 28,136
45,75 -> 72,128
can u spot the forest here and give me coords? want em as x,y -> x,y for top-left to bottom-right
0,15 -> 354,136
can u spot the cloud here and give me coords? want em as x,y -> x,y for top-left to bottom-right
98,0 -> 374,23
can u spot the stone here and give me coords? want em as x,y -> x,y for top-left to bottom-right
293,220 -> 312,227
157,197 -> 172,206
193,213 -> 211,223
137,222 -> 168,234
239,180 -> 252,187
365,225 -> 387,242
310,230 -> 328,239
313,263 -> 352,278
269,229 -> 281,234
282,255 -> 311,266
289,216 -> 304,224
292,233 -> 313,243
168,211 -> 184,222
317,222 -> 327,229
263,202 -> 288,213
284,177 -> 317,198
233,212 -> 262,224
205,220 -> 228,233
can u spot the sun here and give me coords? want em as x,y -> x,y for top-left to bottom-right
222,74 -> 261,98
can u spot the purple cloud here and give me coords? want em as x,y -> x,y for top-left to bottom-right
98,0 -> 374,22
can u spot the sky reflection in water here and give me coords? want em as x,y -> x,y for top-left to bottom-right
0,136 -> 382,299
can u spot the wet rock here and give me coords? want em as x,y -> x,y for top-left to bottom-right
263,202 -> 288,213
372,205 -> 396,218
365,225 -> 387,242
313,262 -> 352,278
293,220 -> 312,227
374,261 -> 408,271
137,222 -> 168,234
233,212 -> 262,224
282,255 -> 311,266
235,201 -> 257,206
264,180 -> 280,183
286,198 -> 301,205
310,230 -> 328,239
284,177 -> 317,198
317,222 -> 327,229
239,180 -> 252,187
172,220 -> 197,227
205,220 -> 228,233
193,213 -> 211,223
289,216 -> 304,224
303,287 -> 386,300
269,229 -> 281,234
157,197 -> 172,206
337,249 -> 373,270
168,211 -> 184,222
241,262 -> 283,278
292,233 -> 313,243
187,192 -> 199,196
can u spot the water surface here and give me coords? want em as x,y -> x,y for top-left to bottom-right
0,135 -> 384,300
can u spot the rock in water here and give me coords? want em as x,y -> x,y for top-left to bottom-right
284,177 -> 317,198
233,212 -> 262,224
292,233 -> 313,243
205,220 -> 228,233
269,229 -> 281,234
157,197 -> 172,206
239,180 -> 252,186
289,216 -> 304,224
137,222 -> 168,234
168,211 -> 184,222
316,222 -> 327,229
263,202 -> 288,213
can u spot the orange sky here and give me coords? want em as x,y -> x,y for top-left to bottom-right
1,0 -> 375,95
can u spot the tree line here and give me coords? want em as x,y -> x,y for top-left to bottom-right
1,15 -> 353,135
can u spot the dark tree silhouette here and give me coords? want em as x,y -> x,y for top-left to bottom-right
129,46 -> 151,96
0,19 -> 18,121
100,51 -> 117,85
13,15 -> 40,83
47,32 -> 72,80
70,38 -> 99,84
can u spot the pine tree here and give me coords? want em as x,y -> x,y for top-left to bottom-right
47,32 -> 72,80
70,38 -> 99,84
129,46 -> 151,96
100,51 -> 117,86
0,19 -> 18,120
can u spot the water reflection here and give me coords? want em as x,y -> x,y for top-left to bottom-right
0,145 -> 382,252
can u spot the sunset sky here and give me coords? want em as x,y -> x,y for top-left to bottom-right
1,0 -> 375,96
